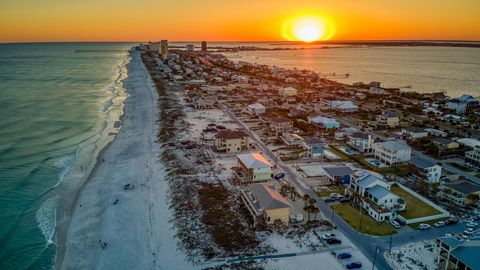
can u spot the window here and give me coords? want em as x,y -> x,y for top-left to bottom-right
267,217 -> 271,222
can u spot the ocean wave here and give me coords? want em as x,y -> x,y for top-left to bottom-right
36,196 -> 59,245
53,151 -> 79,189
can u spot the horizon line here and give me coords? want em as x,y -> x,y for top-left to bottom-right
1,39 -> 480,45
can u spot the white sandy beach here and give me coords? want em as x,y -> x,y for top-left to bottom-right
59,51 -> 196,270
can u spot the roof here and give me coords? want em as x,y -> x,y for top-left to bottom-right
444,180 -> 480,195
324,166 -> 354,177
410,156 -> 437,169
457,138 -> 480,148
457,94 -> 477,103
237,153 -> 273,168
367,185 -> 394,200
303,137 -> 323,145
215,129 -> 249,139
309,116 -> 340,125
381,112 -> 397,118
357,173 -> 384,188
432,137 -> 455,145
350,132 -> 370,139
438,236 -> 463,248
248,103 -> 265,110
403,127 -> 427,133
375,140 -> 411,151
249,183 -> 291,210
448,240 -> 480,270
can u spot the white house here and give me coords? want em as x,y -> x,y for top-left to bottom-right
376,112 -> 399,128
401,127 -> 429,139
347,132 -> 374,154
247,103 -> 266,116
301,137 -> 324,158
330,100 -> 359,112
374,140 -> 412,166
308,116 -> 340,129
410,156 -> 442,183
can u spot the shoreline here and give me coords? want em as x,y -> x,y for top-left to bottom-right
57,50 -> 193,269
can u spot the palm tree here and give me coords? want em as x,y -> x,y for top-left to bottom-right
311,206 -> 320,221
466,193 -> 480,205
303,205 -> 313,222
302,194 -> 311,208
308,198 -> 317,207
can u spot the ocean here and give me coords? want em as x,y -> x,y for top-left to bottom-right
0,43 -> 133,269
221,45 -> 480,97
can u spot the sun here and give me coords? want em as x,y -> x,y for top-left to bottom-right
283,15 -> 334,42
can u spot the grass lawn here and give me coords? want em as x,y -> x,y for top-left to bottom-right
390,185 -> 441,219
332,204 -> 397,236
409,217 -> 446,230
316,187 -> 345,197
447,162 -> 473,172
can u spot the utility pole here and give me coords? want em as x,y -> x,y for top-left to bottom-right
372,246 -> 379,270
359,207 -> 363,230
389,236 -> 393,253
331,208 -> 335,228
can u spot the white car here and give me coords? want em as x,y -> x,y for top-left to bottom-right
434,221 -> 445,228
329,193 -> 341,198
444,233 -> 452,237
389,220 -> 401,229
321,233 -> 336,240
418,223 -> 431,230
464,228 -> 477,235
466,222 -> 478,228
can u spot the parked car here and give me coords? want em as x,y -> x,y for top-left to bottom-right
444,233 -> 452,237
324,198 -> 336,203
466,222 -> 478,228
445,218 -> 459,225
418,223 -> 431,230
289,214 -> 304,224
346,262 -> 362,269
389,220 -> 401,229
464,228 -> 477,235
464,218 -> 474,223
330,193 -> 341,198
337,252 -> 352,260
339,198 -> 351,203
321,233 -> 336,240
326,238 -> 342,245
434,221 -> 445,228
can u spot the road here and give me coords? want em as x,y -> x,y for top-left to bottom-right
220,103 -> 469,270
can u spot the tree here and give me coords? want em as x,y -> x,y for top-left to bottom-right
466,193 -> 480,205
302,194 -> 311,208
308,198 -> 317,207
311,206 -> 320,221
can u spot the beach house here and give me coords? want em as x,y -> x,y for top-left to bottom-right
214,129 -> 250,153
439,180 -> 480,206
301,137 -> 324,158
347,132 -> 374,154
464,146 -> 480,171
373,140 -> 412,166
446,94 -> 478,114
376,112 -> 399,128
409,156 -> 442,183
436,236 -> 480,270
308,115 -> 340,129
247,103 -> 266,116
237,153 -> 273,181
241,183 -> 291,226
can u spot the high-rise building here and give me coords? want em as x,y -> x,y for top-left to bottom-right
160,40 -> 169,60
186,44 -> 194,52
201,41 -> 207,51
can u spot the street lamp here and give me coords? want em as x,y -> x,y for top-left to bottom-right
372,246 -> 379,270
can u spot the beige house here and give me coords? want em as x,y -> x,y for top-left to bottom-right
237,153 -> 273,181
214,129 -> 250,153
241,183 -> 291,226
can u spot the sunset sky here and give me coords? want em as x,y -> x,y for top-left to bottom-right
1,0 -> 479,42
